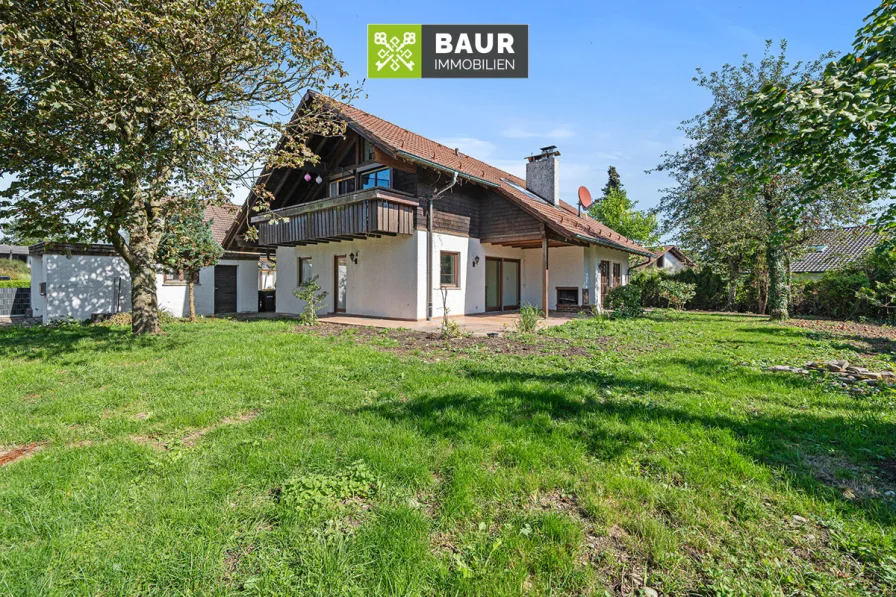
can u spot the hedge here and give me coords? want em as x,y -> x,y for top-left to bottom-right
0,280 -> 30,288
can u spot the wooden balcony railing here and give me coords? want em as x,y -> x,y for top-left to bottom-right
252,188 -> 417,246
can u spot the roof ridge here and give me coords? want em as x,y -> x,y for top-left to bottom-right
313,91 -> 526,185
305,91 -> 651,257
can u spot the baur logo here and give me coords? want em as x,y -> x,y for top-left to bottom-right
368,25 -> 527,79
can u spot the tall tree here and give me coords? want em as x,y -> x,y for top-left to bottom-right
747,2 -> 896,236
156,207 -> 223,321
589,168 -> 659,247
655,41 -> 871,320
0,0 -> 357,334
601,166 -> 624,197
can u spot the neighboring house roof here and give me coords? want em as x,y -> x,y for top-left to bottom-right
203,203 -> 240,245
30,203 -> 257,259
791,226 -> 881,273
0,244 -> 29,256
305,92 -> 653,257
639,245 -> 695,269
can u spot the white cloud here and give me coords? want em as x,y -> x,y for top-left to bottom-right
502,126 -> 577,140
434,136 -> 496,161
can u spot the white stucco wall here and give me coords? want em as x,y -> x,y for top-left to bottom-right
38,253 -> 132,323
29,255 -> 46,321
274,230 -> 636,320
277,234 -> 420,320
650,251 -> 687,273
33,252 -> 258,323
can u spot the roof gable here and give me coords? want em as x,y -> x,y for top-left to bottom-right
307,92 -> 653,257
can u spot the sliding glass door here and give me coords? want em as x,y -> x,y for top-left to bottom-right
485,258 -> 520,311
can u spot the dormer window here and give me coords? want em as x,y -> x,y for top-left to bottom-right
363,139 -> 376,162
360,168 -> 391,190
329,175 -> 356,197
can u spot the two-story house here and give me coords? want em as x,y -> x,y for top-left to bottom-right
225,92 -> 653,320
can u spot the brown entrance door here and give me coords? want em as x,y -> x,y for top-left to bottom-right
214,265 -> 238,314
599,260 -> 611,305
334,255 -> 347,313
485,258 -> 520,311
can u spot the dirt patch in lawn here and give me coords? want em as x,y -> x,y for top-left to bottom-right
181,410 -> 261,447
295,323 -> 598,360
131,410 -> 261,451
0,442 -> 47,467
528,490 -> 650,595
784,318 -> 896,355
802,453 -> 896,500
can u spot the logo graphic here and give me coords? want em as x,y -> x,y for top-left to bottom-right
368,25 -> 528,79
368,25 -> 422,79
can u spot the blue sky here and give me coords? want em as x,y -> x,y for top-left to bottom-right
0,1 -> 874,219
304,0 -> 874,212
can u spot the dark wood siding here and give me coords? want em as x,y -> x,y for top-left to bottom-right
415,170 -> 485,237
257,196 -> 416,246
479,194 -> 542,241
392,168 -> 418,194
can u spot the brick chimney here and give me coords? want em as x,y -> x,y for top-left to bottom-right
525,146 -> 560,206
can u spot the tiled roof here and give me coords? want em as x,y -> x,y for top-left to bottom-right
311,92 -> 653,257
791,226 -> 881,273
203,204 -> 240,245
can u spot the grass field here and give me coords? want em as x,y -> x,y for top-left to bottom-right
1,312 -> 894,596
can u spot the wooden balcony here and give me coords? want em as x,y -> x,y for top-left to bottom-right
252,188 -> 417,246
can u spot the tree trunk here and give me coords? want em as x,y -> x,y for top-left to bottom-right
726,258 -> 738,312
123,199 -> 163,335
130,251 -> 161,334
188,278 -> 196,321
767,241 -> 789,320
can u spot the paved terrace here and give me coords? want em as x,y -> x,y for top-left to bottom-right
318,311 -> 580,336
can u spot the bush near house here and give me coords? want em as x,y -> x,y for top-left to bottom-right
791,247 -> 896,321
605,284 -> 643,318
630,268 -> 728,311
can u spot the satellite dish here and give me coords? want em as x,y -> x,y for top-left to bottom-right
578,186 -> 593,209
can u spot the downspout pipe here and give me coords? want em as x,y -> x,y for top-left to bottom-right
427,171 -> 459,321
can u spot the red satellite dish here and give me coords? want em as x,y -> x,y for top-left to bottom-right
578,186 -> 593,209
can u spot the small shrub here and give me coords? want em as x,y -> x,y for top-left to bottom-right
515,304 -> 541,334
0,279 -> 30,288
658,280 -> 696,310
605,284 -> 643,319
294,275 -> 328,326
279,461 -> 378,512
93,312 -> 132,326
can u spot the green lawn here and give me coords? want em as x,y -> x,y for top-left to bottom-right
1,312 -> 894,596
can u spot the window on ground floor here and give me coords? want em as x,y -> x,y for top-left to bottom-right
297,257 -> 312,285
163,270 -> 199,285
440,251 -> 459,288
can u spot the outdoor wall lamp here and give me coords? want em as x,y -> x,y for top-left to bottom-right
350,251 -> 359,264
472,255 -> 480,267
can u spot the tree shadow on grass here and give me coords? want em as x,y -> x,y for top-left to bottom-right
737,325 -> 896,356
0,324 -> 184,364
361,354 -> 896,524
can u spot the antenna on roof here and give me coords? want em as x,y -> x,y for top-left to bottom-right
577,186 -> 593,217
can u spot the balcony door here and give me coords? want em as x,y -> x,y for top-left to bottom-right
334,255 -> 347,313
485,258 -> 520,312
